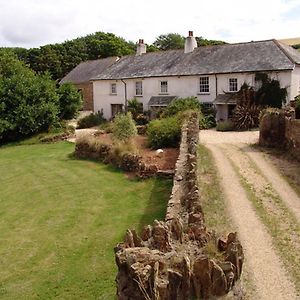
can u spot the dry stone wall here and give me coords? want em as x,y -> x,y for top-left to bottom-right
115,112 -> 244,299
285,119 -> 300,158
259,110 -> 300,160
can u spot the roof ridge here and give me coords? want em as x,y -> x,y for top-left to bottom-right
273,39 -> 296,65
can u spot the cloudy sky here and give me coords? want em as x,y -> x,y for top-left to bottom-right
0,0 -> 299,48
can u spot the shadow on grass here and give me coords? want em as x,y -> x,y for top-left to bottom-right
137,176 -> 173,233
71,152 -> 173,233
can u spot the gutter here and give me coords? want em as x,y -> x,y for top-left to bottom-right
121,79 -> 128,112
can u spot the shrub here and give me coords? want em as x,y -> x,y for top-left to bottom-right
57,83 -> 83,120
127,98 -> 148,125
200,104 -> 216,129
112,112 -> 137,142
77,111 -> 106,129
200,114 -> 216,129
295,95 -> 300,119
128,98 -> 143,118
216,120 -> 235,131
75,134 -> 141,172
147,116 -> 181,148
232,104 -> 261,130
0,51 -> 59,142
161,97 -> 202,118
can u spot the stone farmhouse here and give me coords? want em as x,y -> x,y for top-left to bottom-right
60,56 -> 118,110
61,31 -> 300,120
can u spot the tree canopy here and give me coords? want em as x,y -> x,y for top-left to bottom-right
1,31 -> 226,81
153,33 -> 185,51
1,32 -> 135,81
0,51 -> 82,143
153,33 -> 226,51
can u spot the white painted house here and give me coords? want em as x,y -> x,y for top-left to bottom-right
87,32 -> 300,120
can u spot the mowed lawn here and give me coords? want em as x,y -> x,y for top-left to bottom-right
0,142 -> 172,299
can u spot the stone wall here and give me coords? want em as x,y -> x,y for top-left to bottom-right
259,110 -> 300,160
75,82 -> 93,111
114,112 -> 244,299
285,119 -> 300,158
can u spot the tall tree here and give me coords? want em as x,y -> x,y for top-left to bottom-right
153,33 -> 185,50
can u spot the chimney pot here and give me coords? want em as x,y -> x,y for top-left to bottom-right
184,31 -> 197,53
136,39 -> 146,56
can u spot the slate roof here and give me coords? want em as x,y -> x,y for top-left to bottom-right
213,93 -> 240,105
275,40 -> 300,64
93,40 -> 300,80
148,96 -> 177,106
60,57 -> 118,84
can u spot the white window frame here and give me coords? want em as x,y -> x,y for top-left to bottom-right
110,83 -> 117,94
199,76 -> 210,93
160,81 -> 168,94
229,78 -> 238,92
135,81 -> 143,96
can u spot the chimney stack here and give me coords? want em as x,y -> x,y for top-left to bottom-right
184,31 -> 197,53
136,39 -> 146,56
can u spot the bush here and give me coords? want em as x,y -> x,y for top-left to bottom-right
295,95 -> 300,119
147,116 -> 181,148
112,112 -> 137,141
216,120 -> 235,131
0,51 -> 59,143
200,114 -> 216,129
75,135 -> 141,172
232,104 -> 261,130
161,97 -> 202,118
77,111 -> 106,129
57,83 -> 83,120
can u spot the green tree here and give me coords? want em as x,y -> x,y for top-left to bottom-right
195,36 -> 226,46
161,97 -> 202,117
57,83 -> 83,120
153,33 -> 185,50
0,51 -> 59,142
255,73 -> 287,108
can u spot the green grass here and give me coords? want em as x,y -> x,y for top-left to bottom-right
0,142 -> 172,299
197,145 -> 234,234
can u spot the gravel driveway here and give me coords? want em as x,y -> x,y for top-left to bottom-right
200,129 -> 300,299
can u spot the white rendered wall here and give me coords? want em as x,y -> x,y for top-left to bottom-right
93,70 -> 294,119
93,75 -> 217,119
291,66 -> 300,100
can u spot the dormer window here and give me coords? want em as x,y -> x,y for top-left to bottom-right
199,76 -> 209,93
160,81 -> 168,94
135,81 -> 143,96
229,78 -> 238,92
111,83 -> 117,94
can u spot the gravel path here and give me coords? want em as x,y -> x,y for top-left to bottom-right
200,129 -> 299,299
243,146 -> 300,221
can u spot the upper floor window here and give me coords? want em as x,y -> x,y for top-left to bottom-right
199,76 -> 209,93
160,81 -> 168,93
111,83 -> 117,94
135,81 -> 143,96
229,78 -> 238,92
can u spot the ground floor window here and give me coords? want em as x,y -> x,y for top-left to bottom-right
111,104 -> 123,117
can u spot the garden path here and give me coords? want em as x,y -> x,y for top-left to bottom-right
200,129 -> 299,300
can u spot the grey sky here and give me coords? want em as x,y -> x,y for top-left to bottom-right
0,0 -> 299,48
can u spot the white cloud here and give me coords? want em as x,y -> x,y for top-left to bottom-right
0,0 -> 299,48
